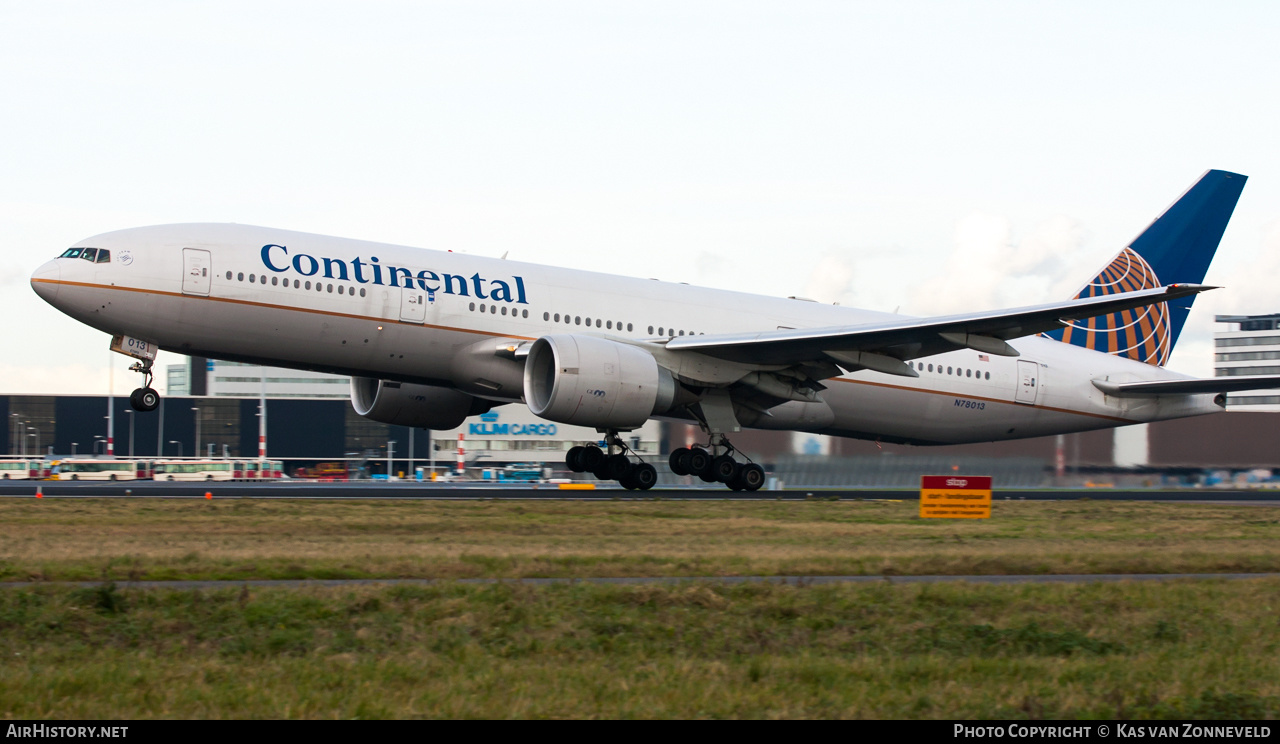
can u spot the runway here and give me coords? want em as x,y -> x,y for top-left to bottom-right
3,573 -> 1278,591
2,480 -> 1280,502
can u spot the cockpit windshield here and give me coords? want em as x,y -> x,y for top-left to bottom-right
58,247 -> 110,262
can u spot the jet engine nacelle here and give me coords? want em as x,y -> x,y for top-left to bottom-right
350,377 -> 491,429
524,335 -> 676,430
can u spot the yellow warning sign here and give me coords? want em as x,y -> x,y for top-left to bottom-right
919,475 -> 992,519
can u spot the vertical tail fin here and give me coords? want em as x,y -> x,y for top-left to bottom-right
1044,169 -> 1246,366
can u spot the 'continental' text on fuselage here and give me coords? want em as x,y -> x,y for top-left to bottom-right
260,244 -> 528,303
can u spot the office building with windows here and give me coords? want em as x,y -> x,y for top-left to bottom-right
1214,313 -> 1280,411
166,359 -> 351,399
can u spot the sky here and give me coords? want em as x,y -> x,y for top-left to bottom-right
4,0 -> 1279,395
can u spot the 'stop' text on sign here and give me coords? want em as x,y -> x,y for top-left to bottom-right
920,475 -> 992,519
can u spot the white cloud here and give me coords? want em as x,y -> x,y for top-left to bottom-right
907,211 -> 1094,316
801,253 -> 857,305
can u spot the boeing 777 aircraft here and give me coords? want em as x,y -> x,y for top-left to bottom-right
30,170 -> 1280,491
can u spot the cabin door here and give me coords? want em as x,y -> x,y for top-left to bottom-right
399,284 -> 431,323
182,248 -> 211,296
1015,360 -> 1040,405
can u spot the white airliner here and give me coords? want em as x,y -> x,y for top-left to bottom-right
30,170 -> 1280,491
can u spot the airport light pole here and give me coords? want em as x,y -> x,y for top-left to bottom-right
156,397 -> 164,461
126,409 -> 135,458
71,443 -> 77,455
169,440 -> 183,457
27,426 -> 39,458
387,440 -> 395,480
106,352 -> 114,456
10,414 -> 18,455
191,406 -> 200,460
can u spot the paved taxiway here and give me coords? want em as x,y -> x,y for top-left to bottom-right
2,480 -> 1279,502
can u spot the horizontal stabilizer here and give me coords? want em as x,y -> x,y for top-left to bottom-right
1092,375 -> 1280,398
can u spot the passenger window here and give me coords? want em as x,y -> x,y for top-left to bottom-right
544,312 -> 550,321
595,319 -> 601,327
238,273 -> 244,281
479,304 -> 486,312
305,281 -> 311,290
250,274 -> 256,283
470,303 -> 476,311
985,372 -> 990,380
553,313 -> 559,322
295,280 -> 301,289
226,271 -> 233,280
627,323 -> 633,332
575,316 -> 581,325
658,327 -> 664,335
359,288 -> 366,297
928,364 -> 933,372
272,277 -> 279,286
491,305 -> 497,314
522,310 -> 528,318
648,326 -> 654,334
501,306 -> 507,315
947,366 -> 953,374
327,284 -> 333,293
606,321 -> 612,329
966,369 -> 971,377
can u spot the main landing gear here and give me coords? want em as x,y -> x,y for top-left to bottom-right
668,440 -> 765,492
565,431 -> 658,491
128,359 -> 160,412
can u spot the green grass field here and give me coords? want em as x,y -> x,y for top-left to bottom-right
1,580 -> 1277,718
1,498 -> 1278,581
2,498 -> 1278,718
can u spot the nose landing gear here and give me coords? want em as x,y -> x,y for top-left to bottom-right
128,360 -> 160,412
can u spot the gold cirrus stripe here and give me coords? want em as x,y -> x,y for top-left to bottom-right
30,278 -> 539,341
37,277 -> 1139,425
829,377 -> 1135,424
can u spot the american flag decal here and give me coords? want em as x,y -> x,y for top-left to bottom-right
1045,246 -> 1172,366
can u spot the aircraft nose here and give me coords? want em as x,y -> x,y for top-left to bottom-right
30,260 -> 60,304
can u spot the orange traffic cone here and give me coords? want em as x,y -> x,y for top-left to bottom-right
205,492 -> 212,500
35,486 -> 43,499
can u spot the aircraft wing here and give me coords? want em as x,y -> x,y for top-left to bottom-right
664,284 -> 1214,375
1092,376 -> 1280,398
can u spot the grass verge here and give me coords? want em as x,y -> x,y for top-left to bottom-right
1,499 -> 1278,581
1,579 -> 1277,718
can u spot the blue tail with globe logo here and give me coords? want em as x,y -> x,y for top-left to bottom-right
1044,170 -> 1246,366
